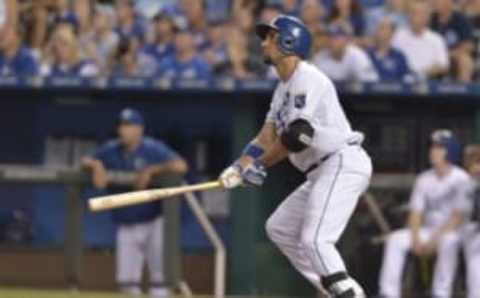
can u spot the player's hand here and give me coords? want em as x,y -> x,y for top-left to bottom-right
135,167 -> 154,190
241,159 -> 267,187
219,164 -> 243,189
412,238 -> 424,256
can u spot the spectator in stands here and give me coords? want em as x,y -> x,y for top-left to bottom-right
142,13 -> 176,66
312,24 -> 378,82
41,24 -> 98,77
367,17 -> 412,82
327,0 -> 366,37
202,20 -> 229,75
0,27 -> 39,76
157,30 -> 212,80
365,0 -> 409,36
52,0 -> 79,31
0,0 -> 18,43
82,108 -> 188,298
461,144 -> 480,298
80,11 -> 119,75
280,0 -> 301,15
378,129 -> 468,298
392,0 -> 449,80
310,24 -> 329,55
114,0 -> 145,41
112,37 -> 156,77
181,0 -> 208,49
300,0 -> 326,30
226,26 -> 263,78
431,0 -> 474,82
259,4 -> 283,24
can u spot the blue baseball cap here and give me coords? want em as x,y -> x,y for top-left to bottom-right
118,108 -> 144,126
327,24 -> 353,37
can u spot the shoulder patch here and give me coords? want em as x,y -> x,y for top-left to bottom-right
294,94 -> 306,109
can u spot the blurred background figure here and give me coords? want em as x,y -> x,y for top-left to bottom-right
202,20 -> 229,76
462,144 -> 480,298
0,0 -> 18,44
157,30 -> 211,81
52,0 -> 78,32
82,108 -> 188,298
378,130 -> 468,298
80,10 -> 119,75
431,0 -> 474,82
312,24 -> 378,82
114,0 -> 145,42
392,0 -> 449,80
365,0 -> 408,37
40,24 -> 98,77
327,0 -> 366,37
0,27 -> 38,76
299,0 -> 326,31
141,13 -> 177,69
367,17 -> 412,82
112,37 -> 156,77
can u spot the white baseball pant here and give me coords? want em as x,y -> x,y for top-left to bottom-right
379,228 -> 461,298
116,216 -> 167,297
462,223 -> 480,298
266,146 -> 372,290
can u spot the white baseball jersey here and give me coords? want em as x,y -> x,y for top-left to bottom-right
409,166 -> 470,228
265,61 -> 364,172
311,45 -> 379,82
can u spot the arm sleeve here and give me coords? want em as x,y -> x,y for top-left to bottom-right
151,141 -> 180,164
265,88 -> 280,123
287,78 -> 324,125
454,178 -> 474,214
91,143 -> 112,164
353,50 -> 379,82
409,177 -> 426,212
435,35 -> 450,69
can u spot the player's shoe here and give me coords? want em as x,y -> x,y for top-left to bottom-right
322,272 -> 366,298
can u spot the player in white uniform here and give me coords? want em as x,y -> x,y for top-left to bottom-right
460,145 -> 480,298
378,130 -> 469,298
219,15 -> 372,297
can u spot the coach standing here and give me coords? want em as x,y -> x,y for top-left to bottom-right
82,108 -> 188,298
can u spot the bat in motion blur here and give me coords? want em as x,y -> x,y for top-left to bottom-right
88,181 -> 223,212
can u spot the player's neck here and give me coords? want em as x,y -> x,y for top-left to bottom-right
434,163 -> 452,178
276,57 -> 301,82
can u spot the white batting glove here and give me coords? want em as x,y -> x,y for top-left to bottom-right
219,164 -> 243,189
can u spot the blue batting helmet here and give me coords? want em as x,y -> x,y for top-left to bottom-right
431,129 -> 461,164
255,15 -> 312,59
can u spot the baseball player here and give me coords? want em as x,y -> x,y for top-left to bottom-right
378,130 -> 469,298
219,15 -> 373,297
460,145 -> 480,298
82,108 -> 188,298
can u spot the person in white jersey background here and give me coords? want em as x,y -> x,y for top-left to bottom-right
219,15 -> 373,297
378,129 -> 469,298
459,145 -> 480,298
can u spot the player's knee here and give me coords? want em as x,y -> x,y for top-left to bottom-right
386,229 -> 409,250
300,232 -> 328,254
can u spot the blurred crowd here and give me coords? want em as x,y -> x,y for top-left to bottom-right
2,0 -> 480,82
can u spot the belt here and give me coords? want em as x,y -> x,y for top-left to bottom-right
303,141 -> 360,175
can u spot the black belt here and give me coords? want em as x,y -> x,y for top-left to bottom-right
303,141 -> 360,175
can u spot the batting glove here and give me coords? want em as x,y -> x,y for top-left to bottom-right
219,164 -> 243,189
241,159 -> 267,186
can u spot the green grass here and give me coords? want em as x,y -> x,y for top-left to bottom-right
0,288 -> 134,298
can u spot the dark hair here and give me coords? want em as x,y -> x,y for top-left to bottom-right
328,0 -> 363,21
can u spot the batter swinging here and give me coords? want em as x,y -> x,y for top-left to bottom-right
219,15 -> 372,297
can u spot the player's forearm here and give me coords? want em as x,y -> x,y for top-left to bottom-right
408,211 -> 423,240
259,138 -> 289,168
147,159 -> 188,176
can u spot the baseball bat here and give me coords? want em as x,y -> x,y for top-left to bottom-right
88,180 -> 223,212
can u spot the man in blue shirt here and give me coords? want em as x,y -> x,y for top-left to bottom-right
431,0 -> 474,82
82,108 -> 188,298
114,0 -> 146,41
157,30 -> 212,81
0,28 -> 38,76
367,17 -> 413,82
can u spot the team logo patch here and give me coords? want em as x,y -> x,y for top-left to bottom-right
294,94 -> 306,109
